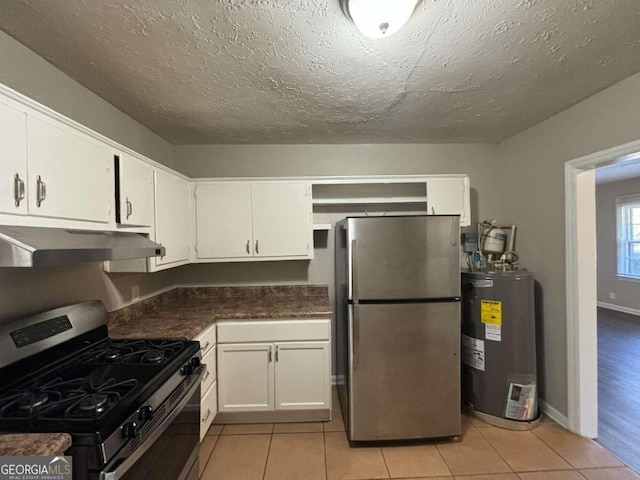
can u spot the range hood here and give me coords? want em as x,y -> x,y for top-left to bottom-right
0,225 -> 165,267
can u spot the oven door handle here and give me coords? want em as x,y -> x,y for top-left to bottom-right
100,367 -> 204,480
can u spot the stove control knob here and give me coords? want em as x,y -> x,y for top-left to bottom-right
189,357 -> 201,368
180,363 -> 194,376
122,422 -> 138,439
138,406 -> 153,422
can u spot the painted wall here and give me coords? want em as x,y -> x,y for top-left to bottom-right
0,31 -> 179,322
498,70 -> 640,417
0,31 -> 174,167
596,176 -> 640,313
172,144 -> 502,307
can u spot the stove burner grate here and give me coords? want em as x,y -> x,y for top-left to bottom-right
0,377 -> 138,421
87,340 -> 184,365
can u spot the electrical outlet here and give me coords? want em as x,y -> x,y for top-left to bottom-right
132,285 -> 140,301
608,292 -> 616,300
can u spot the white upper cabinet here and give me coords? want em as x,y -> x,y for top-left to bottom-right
426,177 -> 470,226
27,115 -> 114,224
251,182 -> 311,258
152,169 -> 191,269
117,153 -> 154,227
195,182 -> 253,259
0,100 -> 28,216
194,181 -> 313,261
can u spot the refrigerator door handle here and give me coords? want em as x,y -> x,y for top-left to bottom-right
351,239 -> 359,303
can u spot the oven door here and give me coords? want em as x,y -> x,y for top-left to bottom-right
100,368 -> 203,480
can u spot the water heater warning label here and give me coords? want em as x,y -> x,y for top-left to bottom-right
462,335 -> 485,371
481,300 -> 502,325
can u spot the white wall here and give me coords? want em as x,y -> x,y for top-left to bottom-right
596,176 -> 640,313
0,31 -> 179,321
498,70 -> 640,417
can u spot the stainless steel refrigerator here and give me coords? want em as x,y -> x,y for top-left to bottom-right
335,215 -> 461,441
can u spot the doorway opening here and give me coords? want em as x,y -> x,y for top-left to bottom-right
566,139 -> 640,452
594,160 -> 640,471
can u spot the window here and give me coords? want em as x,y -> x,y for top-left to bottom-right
617,194 -> 640,278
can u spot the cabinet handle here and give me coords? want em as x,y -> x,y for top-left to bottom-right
255,240 -> 259,255
268,346 -> 272,362
201,341 -> 210,353
201,409 -> 211,423
126,198 -> 133,219
13,174 -> 25,207
203,369 -> 210,382
246,240 -> 250,255
275,345 -> 279,362
36,175 -> 46,207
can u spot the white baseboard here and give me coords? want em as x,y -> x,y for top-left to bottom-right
539,399 -> 569,430
597,301 -> 640,317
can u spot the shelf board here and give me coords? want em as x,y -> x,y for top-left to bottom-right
313,223 -> 333,231
312,197 -> 427,206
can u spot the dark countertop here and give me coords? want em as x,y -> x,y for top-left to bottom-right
0,433 -> 72,456
108,285 -> 332,340
0,287 -> 330,457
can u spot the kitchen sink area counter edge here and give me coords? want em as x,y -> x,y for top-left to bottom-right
107,285 -> 333,340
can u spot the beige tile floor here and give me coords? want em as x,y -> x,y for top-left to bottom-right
199,389 -> 638,480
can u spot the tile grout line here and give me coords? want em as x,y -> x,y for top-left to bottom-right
323,431 -> 328,480
529,425 -> 583,470
434,430 -> 462,478
379,447 -> 391,479
472,425 -> 519,475
261,430 -> 274,480
529,424 -> 631,472
199,435 -> 219,479
431,438 -> 455,478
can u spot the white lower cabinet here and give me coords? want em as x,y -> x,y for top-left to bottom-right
274,342 -> 330,410
200,380 -> 217,441
216,319 -> 331,416
196,324 -> 217,440
217,343 -> 275,412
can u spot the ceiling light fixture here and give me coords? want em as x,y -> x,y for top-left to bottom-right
340,0 -> 421,39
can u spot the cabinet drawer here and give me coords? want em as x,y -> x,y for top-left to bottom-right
201,346 -> 216,396
196,324 -> 216,357
217,319 -> 330,343
200,380 -> 217,441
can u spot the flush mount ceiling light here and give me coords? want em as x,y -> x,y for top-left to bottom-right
340,0 -> 422,39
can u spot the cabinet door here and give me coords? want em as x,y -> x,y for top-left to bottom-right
154,169 -> 190,267
217,343 -> 274,412
27,115 -> 113,223
251,182 -> 311,258
426,177 -> 468,225
274,341 -> 331,410
0,101 -> 28,215
195,182 -> 253,259
118,154 -> 153,227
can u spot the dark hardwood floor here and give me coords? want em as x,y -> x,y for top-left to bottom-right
597,306 -> 640,472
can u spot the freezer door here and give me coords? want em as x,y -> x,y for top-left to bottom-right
348,302 -> 461,441
348,216 -> 460,301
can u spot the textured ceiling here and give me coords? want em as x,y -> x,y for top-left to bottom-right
1,0 -> 640,144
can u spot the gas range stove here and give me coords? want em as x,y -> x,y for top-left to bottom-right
0,301 -> 203,480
